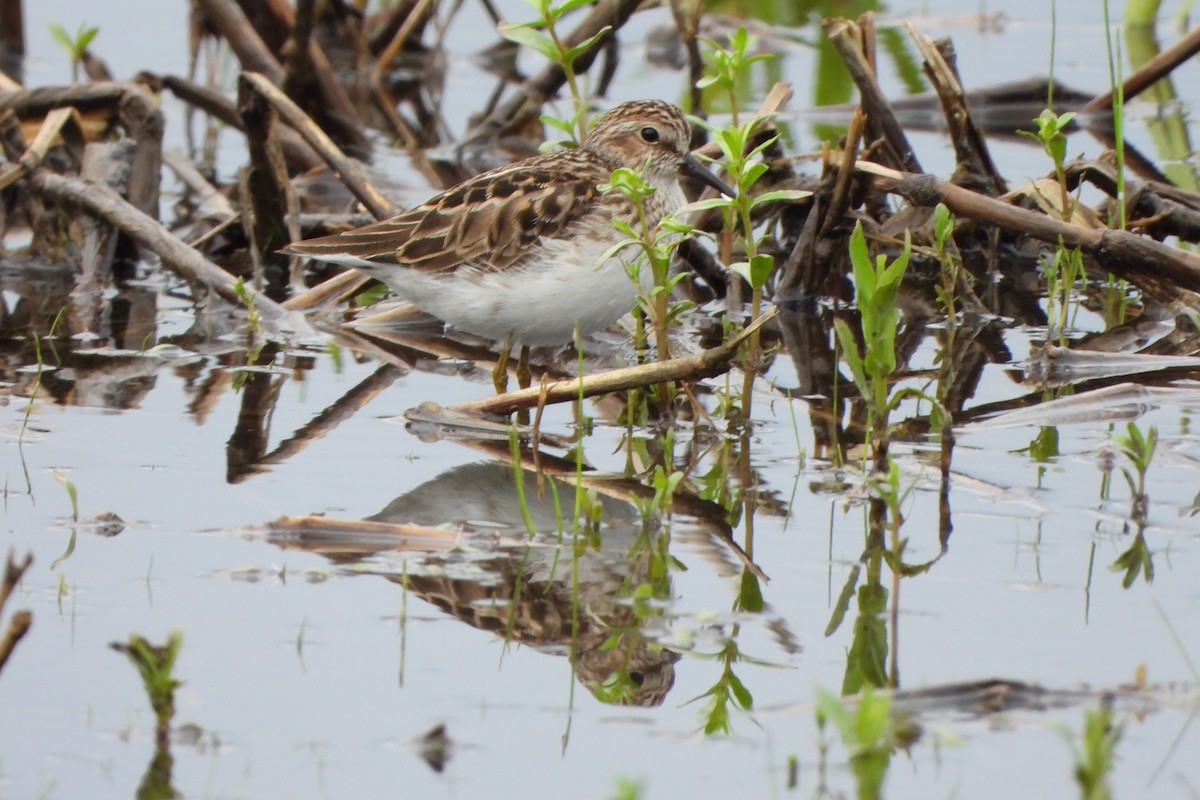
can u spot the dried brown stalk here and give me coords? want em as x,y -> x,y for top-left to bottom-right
441,307 -> 778,416
0,549 -> 33,675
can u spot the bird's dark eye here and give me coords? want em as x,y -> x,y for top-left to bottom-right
640,126 -> 660,143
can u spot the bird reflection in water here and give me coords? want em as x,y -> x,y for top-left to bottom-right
272,461 -> 680,707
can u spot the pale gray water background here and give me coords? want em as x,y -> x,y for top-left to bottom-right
3,1 -> 1200,798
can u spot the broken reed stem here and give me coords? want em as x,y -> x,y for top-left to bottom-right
239,72 -> 396,220
0,106 -> 83,190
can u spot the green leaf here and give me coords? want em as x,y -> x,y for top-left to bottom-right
729,261 -> 752,285
743,160 -> 769,186
498,24 -> 558,60
748,253 -> 773,289
1029,426 -> 1060,461
833,318 -> 869,398
728,672 -> 754,709
934,202 -> 953,246
750,189 -> 813,208
814,688 -> 855,739
738,569 -> 764,612
564,26 -> 611,63
77,25 -> 99,51
554,0 -> 597,16
848,222 -> 875,299
53,468 -> 79,522
825,565 -> 860,636
539,114 -> 575,135
676,196 -> 734,214
878,231 -> 912,287
595,236 -> 638,265
49,23 -> 73,51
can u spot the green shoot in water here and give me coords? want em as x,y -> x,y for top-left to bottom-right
111,630 -> 184,749
49,21 -> 99,83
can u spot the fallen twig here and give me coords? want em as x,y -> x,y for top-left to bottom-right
439,307 -> 778,416
30,170 -> 308,331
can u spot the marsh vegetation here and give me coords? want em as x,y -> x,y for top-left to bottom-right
1,0 -> 1198,797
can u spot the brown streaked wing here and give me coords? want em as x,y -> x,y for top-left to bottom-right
285,150 -> 607,274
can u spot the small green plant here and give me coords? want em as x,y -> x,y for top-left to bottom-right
1113,421 -> 1157,505
695,31 -> 807,418
111,631 -> 183,749
600,166 -> 699,366
697,28 -> 772,124
49,21 -> 99,83
232,276 -> 263,338
1064,701 -> 1122,800
609,777 -> 645,800
499,0 -> 611,145
1042,240 -> 1085,345
52,469 -> 79,523
834,222 -> 913,451
932,202 -> 960,337
1021,108 -> 1077,220
1101,0 -> 1127,230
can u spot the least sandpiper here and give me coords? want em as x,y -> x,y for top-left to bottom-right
284,100 -> 731,387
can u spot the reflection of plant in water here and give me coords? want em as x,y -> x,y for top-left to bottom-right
1040,241 -> 1085,345
827,463 -> 940,693
589,528 -> 676,704
110,630 -> 184,800
1113,421 -> 1157,510
691,635 -> 756,734
815,685 -> 916,800
18,308 -> 65,492
1107,422 -> 1158,587
609,776 -> 645,800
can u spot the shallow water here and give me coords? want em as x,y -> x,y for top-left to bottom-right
3,1 -> 1200,798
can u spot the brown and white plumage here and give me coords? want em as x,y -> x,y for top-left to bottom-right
284,100 -> 730,347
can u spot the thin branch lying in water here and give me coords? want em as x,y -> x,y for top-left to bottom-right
29,171 -> 308,332
440,307 -> 778,416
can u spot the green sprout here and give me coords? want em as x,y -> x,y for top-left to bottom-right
499,0 -> 611,145
49,21 -> 99,83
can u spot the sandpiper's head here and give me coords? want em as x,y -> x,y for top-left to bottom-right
585,100 -> 693,178
585,100 -> 732,196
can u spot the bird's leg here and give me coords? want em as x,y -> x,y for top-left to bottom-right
516,345 -> 532,390
492,335 -> 513,394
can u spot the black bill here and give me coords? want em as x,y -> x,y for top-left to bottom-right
681,153 -> 736,197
